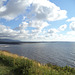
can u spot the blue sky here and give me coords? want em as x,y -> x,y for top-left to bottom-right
0,0 -> 75,41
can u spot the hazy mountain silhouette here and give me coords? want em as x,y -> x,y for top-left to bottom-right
0,39 -> 21,44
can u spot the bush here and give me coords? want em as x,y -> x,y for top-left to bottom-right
0,54 -> 15,67
12,58 -> 33,75
0,51 -> 75,75
0,54 -> 33,75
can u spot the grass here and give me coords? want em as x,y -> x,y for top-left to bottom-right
0,50 -> 75,75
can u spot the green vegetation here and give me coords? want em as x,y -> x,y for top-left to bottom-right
0,50 -> 75,75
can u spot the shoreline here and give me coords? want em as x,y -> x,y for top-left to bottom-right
0,50 -> 75,75
0,50 -> 74,67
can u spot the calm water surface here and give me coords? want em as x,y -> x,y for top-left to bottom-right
0,42 -> 75,67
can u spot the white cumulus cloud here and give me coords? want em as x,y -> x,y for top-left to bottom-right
26,0 -> 67,21
0,0 -> 33,20
58,24 -> 67,31
67,17 -> 75,22
0,24 -> 29,40
0,0 -> 69,41
0,0 -> 67,21
28,21 -> 49,30
67,31 -> 75,35
70,22 -> 75,31
48,28 -> 58,34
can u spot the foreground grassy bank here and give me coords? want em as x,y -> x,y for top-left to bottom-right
0,50 -> 75,75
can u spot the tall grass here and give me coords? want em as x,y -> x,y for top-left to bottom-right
0,50 -> 75,75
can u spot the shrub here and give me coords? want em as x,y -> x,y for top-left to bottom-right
12,58 -> 33,75
0,54 -> 14,67
0,51 -> 75,75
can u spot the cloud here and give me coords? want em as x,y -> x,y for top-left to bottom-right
48,28 -> 58,34
26,0 -> 67,21
66,31 -> 75,41
67,31 -> 75,35
67,17 -> 75,22
48,24 -> 67,35
67,17 -> 75,31
0,24 -> 29,40
69,22 -> 75,31
15,22 -> 28,30
29,21 -> 49,30
58,24 -> 67,31
0,21 -> 48,40
0,0 -> 6,7
0,0 -> 33,20
0,24 -> 18,38
0,23 -> 75,41
0,0 -> 7,12
0,0 -> 69,41
0,0 -> 67,21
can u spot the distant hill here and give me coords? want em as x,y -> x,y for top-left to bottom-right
0,39 -> 74,44
0,39 -> 20,42
0,39 -> 21,44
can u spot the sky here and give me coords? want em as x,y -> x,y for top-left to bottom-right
0,0 -> 75,41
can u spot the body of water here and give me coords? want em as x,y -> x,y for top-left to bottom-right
0,42 -> 75,67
